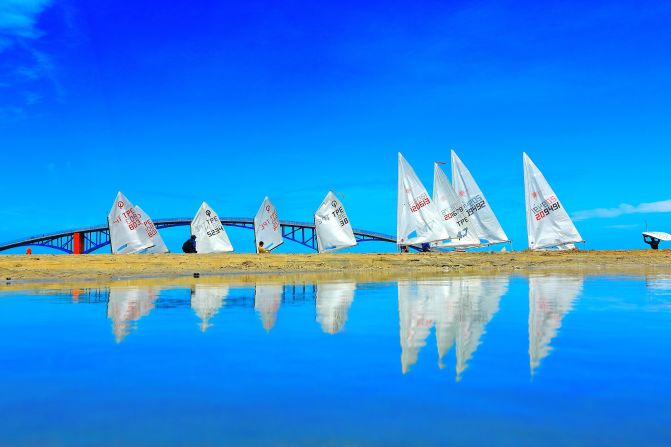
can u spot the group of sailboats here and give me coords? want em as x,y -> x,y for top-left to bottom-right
107,150 -> 582,254
107,191 -> 358,254
397,151 -> 509,249
397,151 -> 583,250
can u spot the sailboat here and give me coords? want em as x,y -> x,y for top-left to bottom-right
528,275 -> 583,376
523,153 -> 583,250
315,282 -> 356,334
314,191 -> 357,253
191,284 -> 228,332
107,191 -> 155,254
432,162 -> 481,248
254,284 -> 283,332
397,153 -> 449,246
191,202 -> 234,253
107,286 -> 159,343
254,197 -> 283,252
451,150 -> 509,246
134,205 -> 169,253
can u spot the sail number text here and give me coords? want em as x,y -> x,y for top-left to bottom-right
532,195 -> 561,221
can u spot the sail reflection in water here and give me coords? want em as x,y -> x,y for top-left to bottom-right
528,276 -> 583,375
316,282 -> 356,334
398,281 -> 435,374
107,287 -> 159,343
254,284 -> 283,332
399,277 -> 508,378
191,285 -> 228,332
453,278 -> 507,380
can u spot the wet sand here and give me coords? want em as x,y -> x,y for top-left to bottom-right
0,250 -> 669,283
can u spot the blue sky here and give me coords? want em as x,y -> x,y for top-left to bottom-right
1,0 -> 670,252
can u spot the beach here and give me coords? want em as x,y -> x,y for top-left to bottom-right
0,250 -> 669,282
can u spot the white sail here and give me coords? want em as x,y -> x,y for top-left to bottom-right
107,191 -> 155,254
254,284 -> 283,332
134,205 -> 169,253
107,286 -> 158,343
314,191 -> 357,253
191,284 -> 228,332
528,276 -> 582,376
432,163 -> 481,248
254,197 -> 283,252
397,153 -> 449,246
451,150 -> 509,245
398,281 -> 435,374
191,201 -> 234,253
315,282 -> 356,334
523,153 -> 583,250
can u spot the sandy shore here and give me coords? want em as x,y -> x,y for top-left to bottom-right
0,250 -> 669,283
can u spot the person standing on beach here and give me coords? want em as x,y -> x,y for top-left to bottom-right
257,241 -> 268,253
182,235 -> 197,253
643,234 -> 661,250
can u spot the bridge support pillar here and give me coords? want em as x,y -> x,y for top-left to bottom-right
73,232 -> 84,254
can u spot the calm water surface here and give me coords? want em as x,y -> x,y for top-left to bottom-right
0,274 -> 670,446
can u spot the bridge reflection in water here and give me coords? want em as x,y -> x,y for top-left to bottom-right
59,276 -> 581,378
0,218 -> 398,254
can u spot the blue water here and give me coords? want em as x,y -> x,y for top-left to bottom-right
0,274 -> 670,446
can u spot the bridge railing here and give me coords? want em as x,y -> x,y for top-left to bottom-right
0,218 -> 400,254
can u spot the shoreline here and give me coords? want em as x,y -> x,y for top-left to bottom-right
0,250 -> 670,284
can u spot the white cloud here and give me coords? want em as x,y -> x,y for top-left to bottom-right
0,0 -> 57,119
573,200 -> 671,221
604,224 -> 639,230
0,0 -> 53,41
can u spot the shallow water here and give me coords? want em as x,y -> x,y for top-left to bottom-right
0,274 -> 670,446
